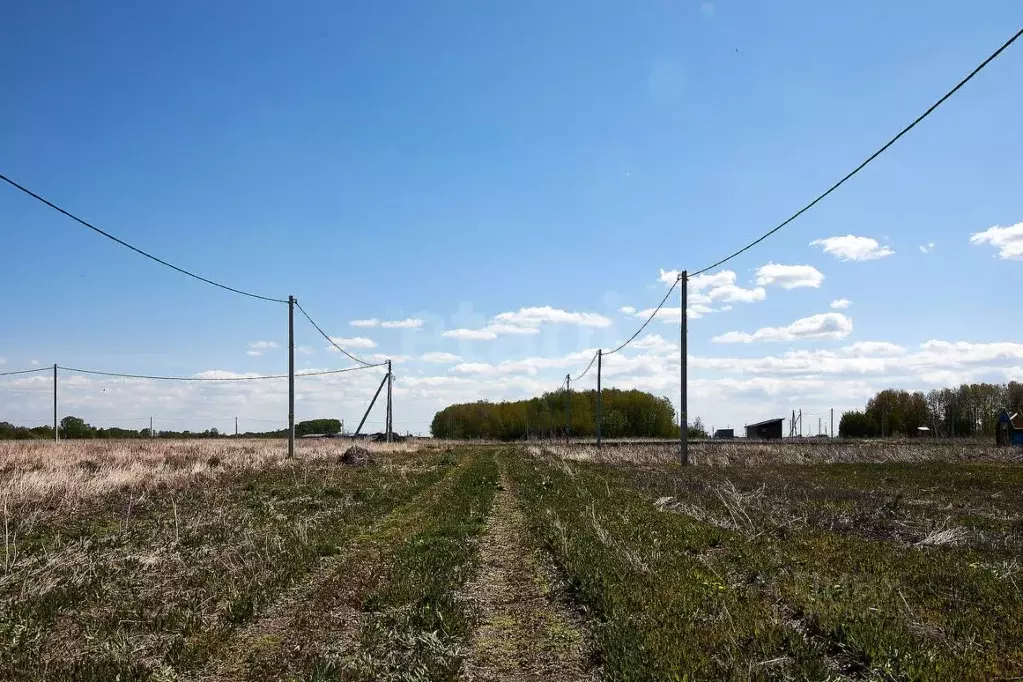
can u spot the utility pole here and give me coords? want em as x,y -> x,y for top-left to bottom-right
565,374 -> 571,446
288,295 -> 296,458
819,416 -> 822,436
830,408 -> 834,438
386,360 -> 393,442
53,364 -> 58,443
596,349 -> 603,449
235,416 -> 238,437
798,409 -> 802,437
150,416 -> 154,438
680,272 -> 688,466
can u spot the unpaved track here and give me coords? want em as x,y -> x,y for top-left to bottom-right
199,460 -> 466,681
460,467 -> 595,682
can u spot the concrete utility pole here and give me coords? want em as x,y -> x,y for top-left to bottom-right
53,364 -> 58,442
386,360 -> 393,442
798,409 -> 802,437
235,416 -> 239,437
150,416 -> 154,438
831,408 -> 834,438
288,295 -> 296,458
596,349 -> 603,449
680,272 -> 688,466
565,374 -> 571,446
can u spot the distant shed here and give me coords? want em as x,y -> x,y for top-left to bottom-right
996,410 -> 1023,446
745,418 -> 784,440
713,429 -> 734,440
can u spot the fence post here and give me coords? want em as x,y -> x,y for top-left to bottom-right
288,295 -> 295,458
53,363 -> 58,442
596,349 -> 602,449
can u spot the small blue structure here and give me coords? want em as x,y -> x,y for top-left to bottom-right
996,410 -> 1023,446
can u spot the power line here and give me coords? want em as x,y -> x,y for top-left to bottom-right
605,277 -> 679,356
294,301 -> 378,367
0,173 -> 288,304
0,367 -> 50,377
56,364 -> 381,381
576,351 -> 597,384
689,26 -> 1023,277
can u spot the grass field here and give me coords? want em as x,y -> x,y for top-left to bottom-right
0,439 -> 1019,680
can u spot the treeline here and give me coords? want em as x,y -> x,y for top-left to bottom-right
431,388 -> 705,440
0,416 -> 345,440
840,382 -> 1023,438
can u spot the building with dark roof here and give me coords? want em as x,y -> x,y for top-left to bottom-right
996,409 -> 1023,446
745,418 -> 784,440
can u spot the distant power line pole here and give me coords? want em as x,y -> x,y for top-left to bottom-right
235,416 -> 238,437
288,295 -> 296,458
565,374 -> 571,446
831,408 -> 834,438
386,360 -> 393,442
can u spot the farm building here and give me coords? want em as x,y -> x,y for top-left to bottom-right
713,428 -> 734,439
996,410 -> 1023,446
745,418 -> 784,440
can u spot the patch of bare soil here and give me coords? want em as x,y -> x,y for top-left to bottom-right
460,474 -> 596,682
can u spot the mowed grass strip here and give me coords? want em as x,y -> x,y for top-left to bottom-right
618,459 -> 1023,680
335,448 -> 500,681
0,451 -> 449,681
506,452 -> 837,681
217,449 -> 470,681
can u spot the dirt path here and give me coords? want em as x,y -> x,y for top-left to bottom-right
460,471 -> 596,682
199,460 -> 467,681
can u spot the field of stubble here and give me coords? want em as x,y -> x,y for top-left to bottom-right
0,438 -> 1019,681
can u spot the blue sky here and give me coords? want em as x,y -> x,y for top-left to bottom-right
2,1 -> 1022,434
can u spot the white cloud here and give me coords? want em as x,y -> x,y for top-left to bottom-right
706,284 -> 766,303
688,270 -> 736,291
919,242 -> 935,254
452,363 -> 497,374
30,360 -> 39,366
350,319 -> 380,328
830,298 -> 851,310
297,345 -> 315,356
712,312 -> 853,343
246,341 -> 280,357
755,263 -> 824,289
842,341 -> 904,356
380,318 -> 424,329
810,235 -> 894,261
493,306 -> 611,328
370,353 -> 410,363
420,352 -> 461,364
482,324 -> 540,336
630,334 -> 677,352
326,336 -> 377,350
969,223 -> 1023,260
442,329 -> 498,341
619,306 -> 636,315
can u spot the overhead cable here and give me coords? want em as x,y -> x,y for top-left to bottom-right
572,352 -> 599,382
294,301 -> 378,366
56,364 -> 382,382
0,173 -> 288,303
605,277 -> 679,356
689,26 -> 1023,277
0,367 -> 50,377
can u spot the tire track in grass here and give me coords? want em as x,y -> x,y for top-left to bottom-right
460,456 -> 596,682
198,453 -> 469,681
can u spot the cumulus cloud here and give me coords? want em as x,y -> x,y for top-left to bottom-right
687,271 -> 736,291
619,306 -> 636,315
706,284 -> 766,303
380,318 -> 424,329
969,223 -> 1023,260
442,329 -> 498,341
830,298 -> 851,310
755,263 -> 824,289
420,352 -> 461,363
712,313 -> 853,343
810,235 -> 894,261
326,336 -> 377,350
246,341 -> 280,357
482,324 -> 540,336
919,242 -> 935,254
493,306 -> 611,328
350,319 -> 380,328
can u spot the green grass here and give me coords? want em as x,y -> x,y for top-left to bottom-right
0,452 -> 450,680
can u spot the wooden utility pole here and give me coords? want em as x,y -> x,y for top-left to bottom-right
288,296 -> 296,458
53,364 -> 58,442
680,272 -> 688,466
386,360 -> 393,442
830,408 -> 834,438
596,349 -> 603,449
565,374 -> 571,446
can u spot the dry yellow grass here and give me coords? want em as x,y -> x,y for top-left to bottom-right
0,438 -> 451,507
